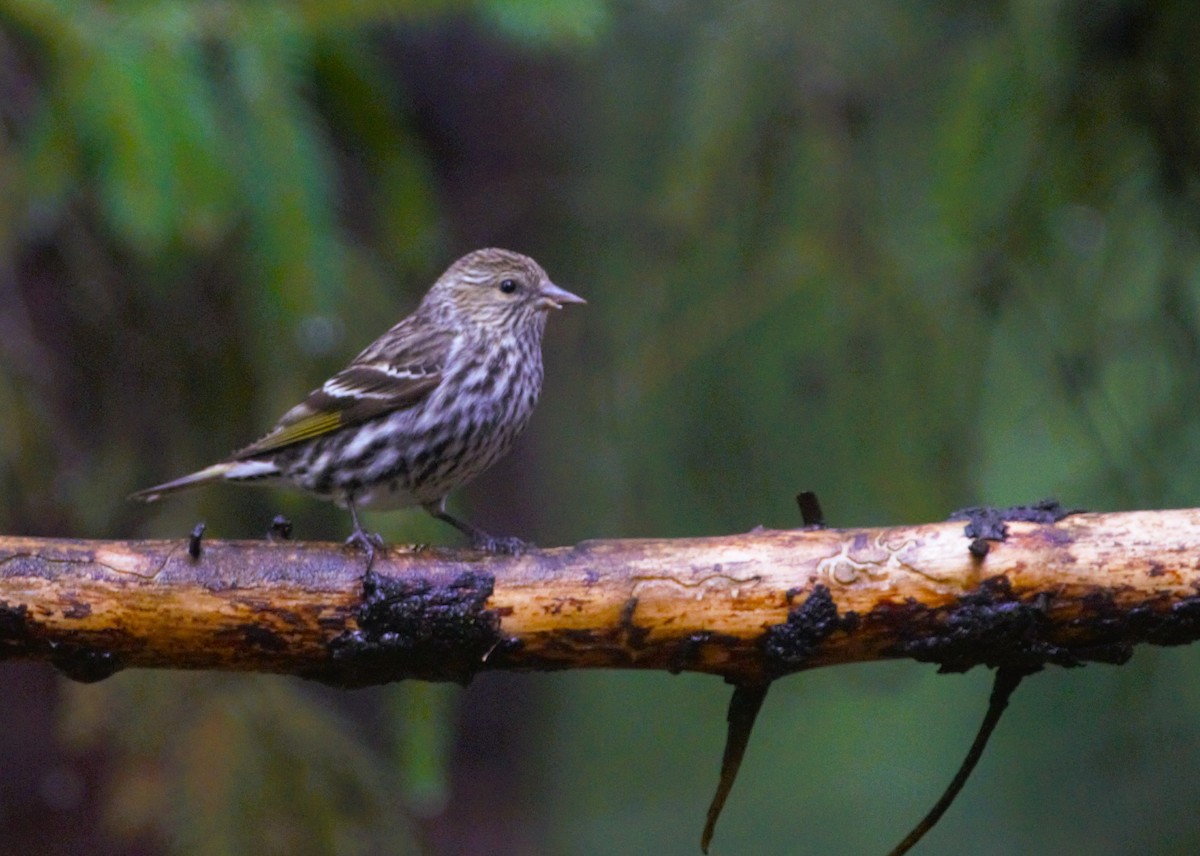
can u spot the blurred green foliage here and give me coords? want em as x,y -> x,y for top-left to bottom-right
61,674 -> 422,856
3,1 -> 1200,854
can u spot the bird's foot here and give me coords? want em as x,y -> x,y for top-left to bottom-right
345,528 -> 386,571
470,533 -> 531,555
424,503 -> 531,555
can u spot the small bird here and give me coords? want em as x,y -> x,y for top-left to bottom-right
130,248 -> 585,556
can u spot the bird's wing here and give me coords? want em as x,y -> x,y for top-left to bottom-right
233,360 -> 442,459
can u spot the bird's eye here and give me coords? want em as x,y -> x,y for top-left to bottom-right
499,279 -> 518,294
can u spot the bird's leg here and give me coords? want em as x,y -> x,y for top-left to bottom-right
344,497 -> 385,570
422,500 -> 529,555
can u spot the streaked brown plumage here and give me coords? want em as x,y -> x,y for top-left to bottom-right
130,248 -> 584,554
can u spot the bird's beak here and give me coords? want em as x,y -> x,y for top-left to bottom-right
536,280 -> 587,311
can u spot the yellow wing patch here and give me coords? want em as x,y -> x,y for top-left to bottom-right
237,410 -> 344,457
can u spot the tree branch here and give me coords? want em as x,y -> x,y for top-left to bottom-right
3,508 -> 1200,685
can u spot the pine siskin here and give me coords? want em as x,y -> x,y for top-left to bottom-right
130,248 -> 585,555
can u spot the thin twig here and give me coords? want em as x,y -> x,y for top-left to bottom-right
885,667 -> 1028,856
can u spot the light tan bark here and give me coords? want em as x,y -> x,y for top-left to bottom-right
2,508 -> 1198,685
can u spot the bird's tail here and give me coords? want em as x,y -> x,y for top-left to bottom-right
128,463 -> 237,503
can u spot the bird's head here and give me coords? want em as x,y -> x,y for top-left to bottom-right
426,248 -> 585,332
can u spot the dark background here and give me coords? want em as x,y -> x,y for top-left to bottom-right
2,2 -> 1200,854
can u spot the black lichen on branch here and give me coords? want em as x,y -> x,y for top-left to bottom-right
891,575 -> 1121,673
237,623 -> 288,652
0,600 -> 30,653
1,600 -> 121,681
1139,597 -> 1200,646
49,643 -> 122,683
762,584 -> 859,679
1076,589 -> 1200,650
322,569 -> 507,686
950,498 -> 1079,543
669,631 -> 722,675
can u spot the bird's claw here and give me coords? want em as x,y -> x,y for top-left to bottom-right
472,534 -> 530,555
345,528 -> 386,571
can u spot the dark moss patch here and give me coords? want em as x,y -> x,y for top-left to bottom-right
320,569 -> 506,687
1156,597 -> 1200,645
668,630 -> 742,676
968,538 -> 991,558
1073,589 -> 1200,650
670,631 -> 716,675
0,601 -> 30,648
763,585 -> 859,679
950,498 -> 1079,543
48,643 -> 122,683
240,624 -> 287,652
890,575 -> 1127,673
